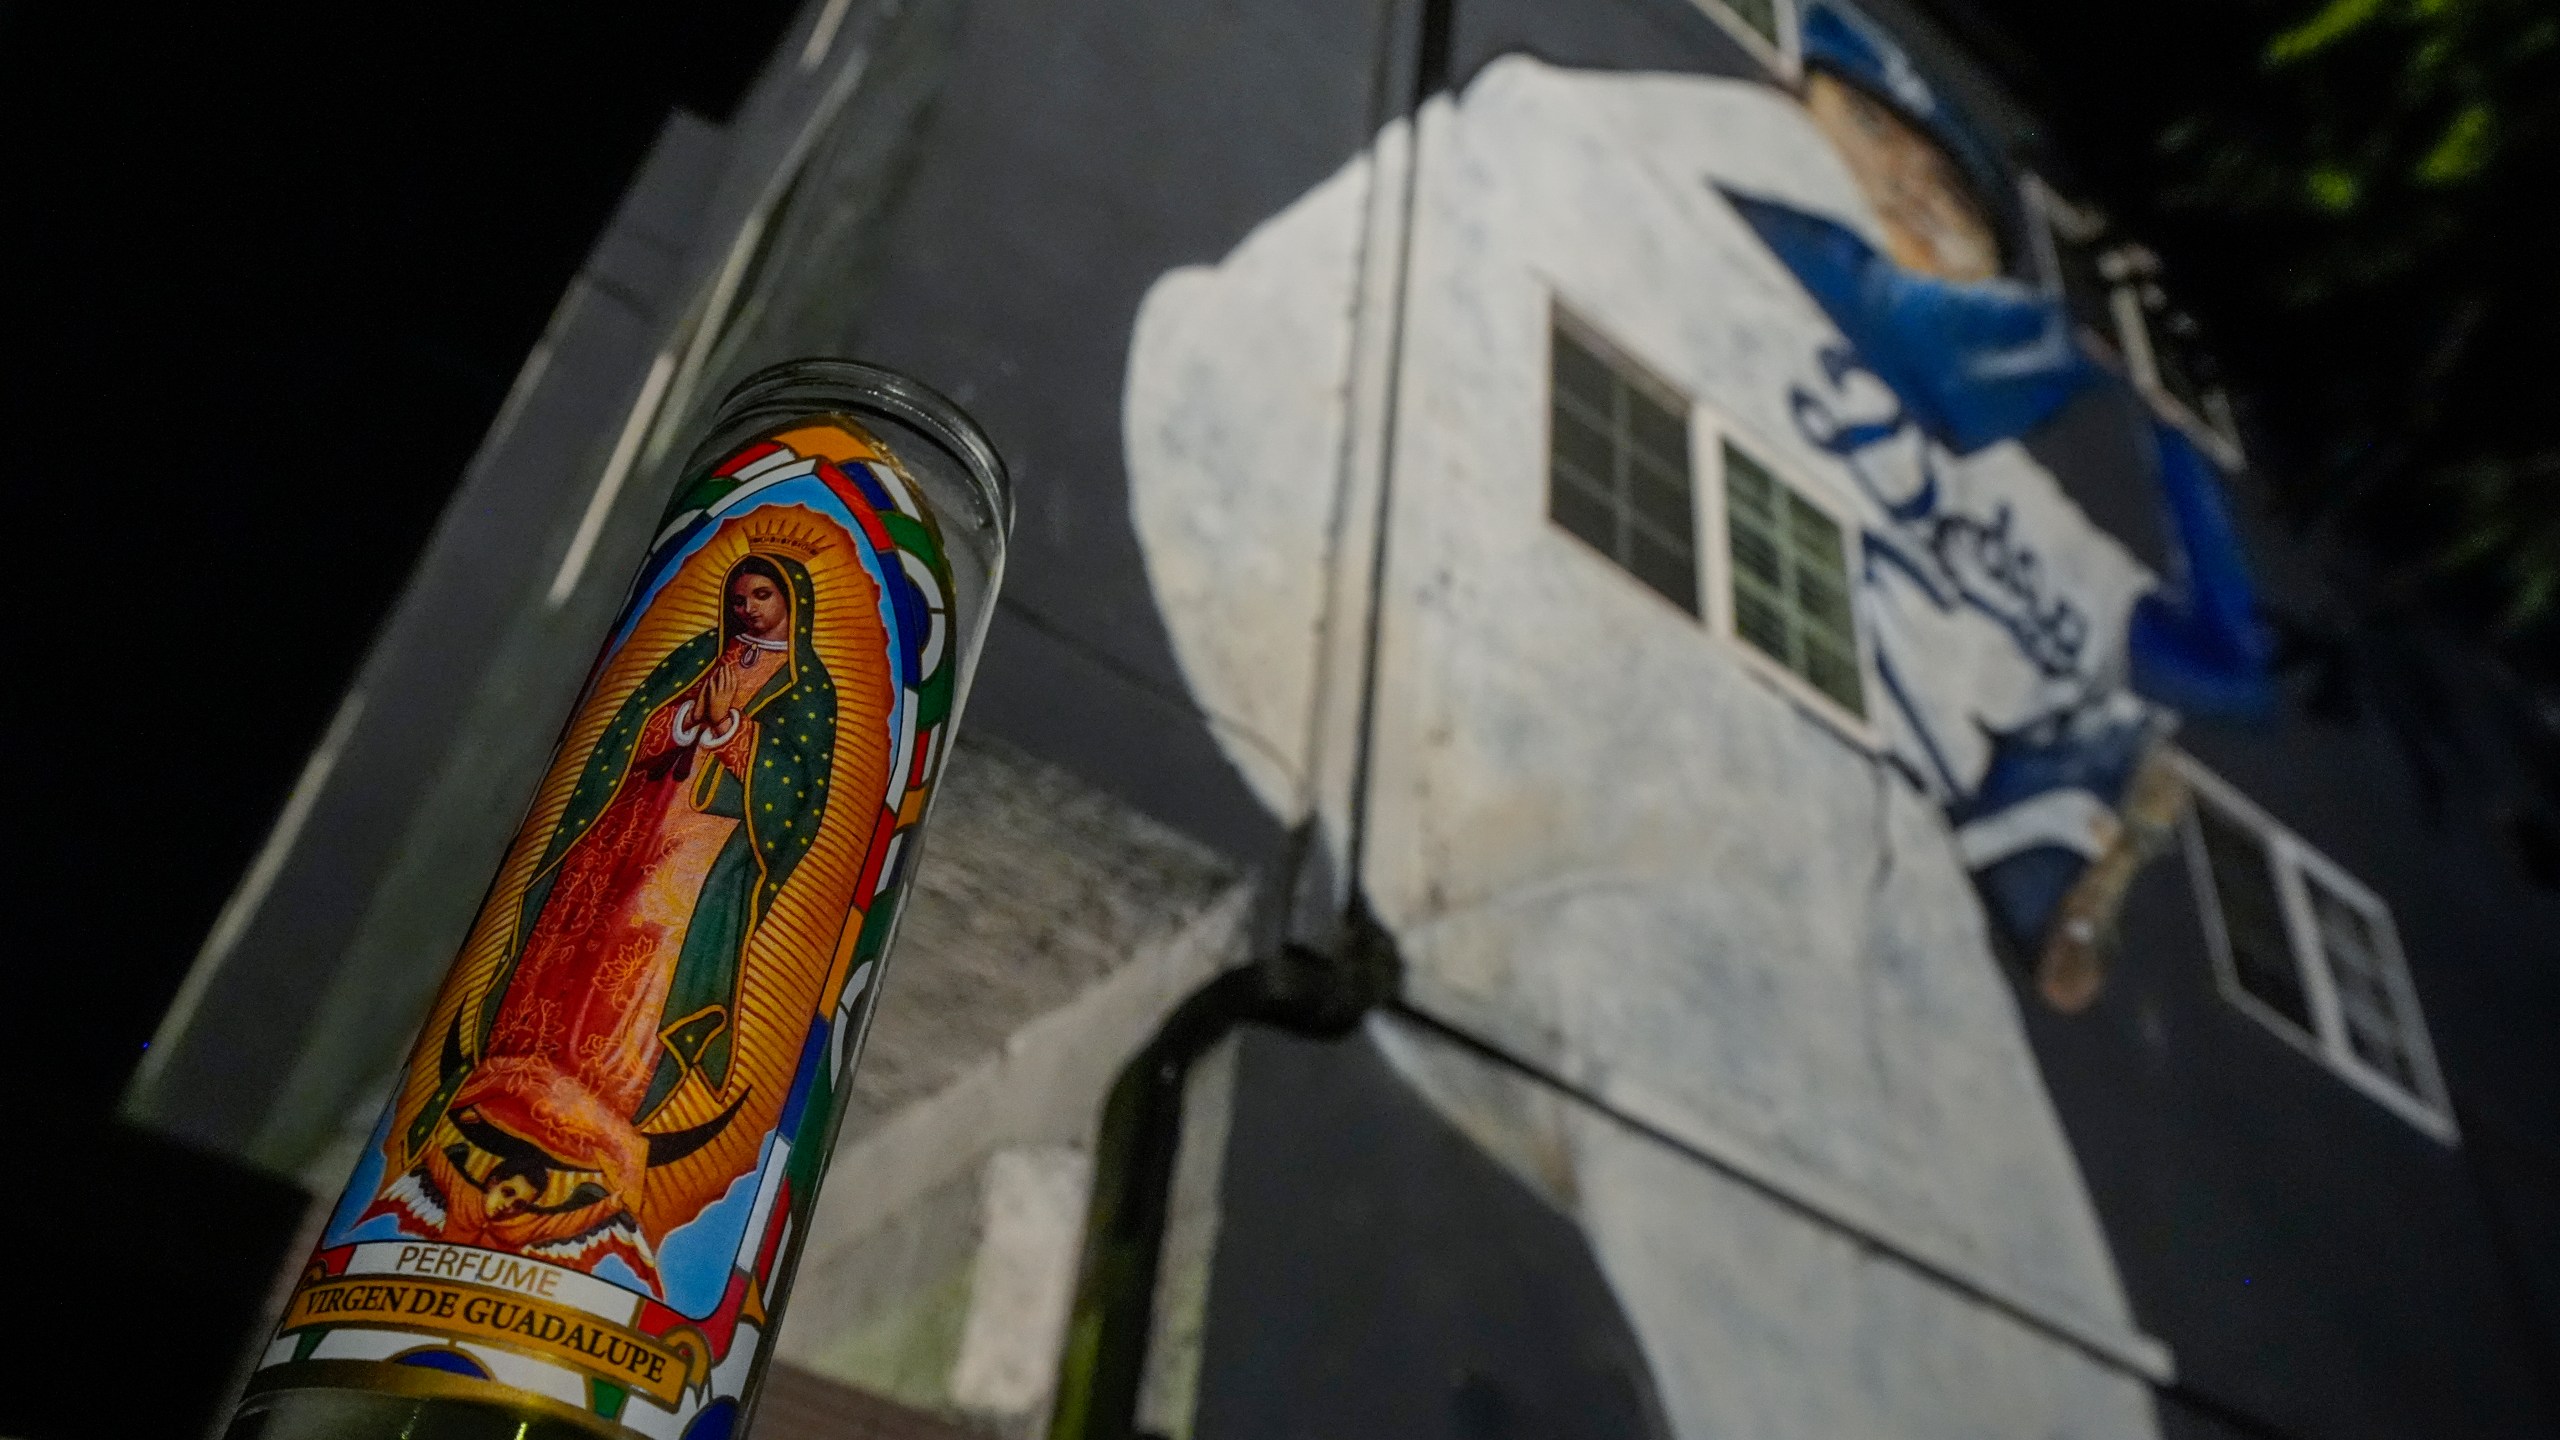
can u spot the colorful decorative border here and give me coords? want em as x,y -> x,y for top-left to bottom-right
257,420 -> 962,1440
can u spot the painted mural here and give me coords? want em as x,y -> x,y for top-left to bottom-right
1128,3 -> 2271,1432
1735,1 -> 2272,1010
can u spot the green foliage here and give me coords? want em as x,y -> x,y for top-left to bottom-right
1982,0 -> 2560,672
2265,0 -> 2389,63
2413,100 -> 2495,184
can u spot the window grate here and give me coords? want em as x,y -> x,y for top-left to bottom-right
1721,442 -> 1864,716
1548,322 -> 1699,616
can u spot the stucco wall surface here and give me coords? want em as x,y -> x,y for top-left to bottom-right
1372,1015 -> 2162,1439
1129,55 -> 2169,1400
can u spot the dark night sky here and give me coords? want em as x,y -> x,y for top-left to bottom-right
5,4 -> 801,1121
3,11 -> 805,1434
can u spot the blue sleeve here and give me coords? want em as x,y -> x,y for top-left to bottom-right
2126,418 -> 2276,717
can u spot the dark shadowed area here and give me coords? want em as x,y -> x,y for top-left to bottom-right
0,7 -> 795,1436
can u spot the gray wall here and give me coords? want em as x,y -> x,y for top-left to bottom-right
131,1 -> 2560,1436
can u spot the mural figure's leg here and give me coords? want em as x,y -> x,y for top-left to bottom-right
1993,416 -> 2277,1009
1950,693 -> 2173,1006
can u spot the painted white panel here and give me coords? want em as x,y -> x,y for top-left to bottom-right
1126,154 -> 1377,821
1126,55 -> 2171,1430
1374,55 -> 2152,1369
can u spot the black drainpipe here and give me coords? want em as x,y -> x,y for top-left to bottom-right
1044,900 -> 1400,1440
1048,1 -> 1454,1434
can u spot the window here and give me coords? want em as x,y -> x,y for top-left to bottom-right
2143,306 -> 2227,436
2307,872 -> 2426,1094
2022,176 -> 2123,358
1549,317 -> 1701,616
2179,760 -> 2455,1139
1719,440 -> 1866,718
1688,0 -> 1799,76
2191,799 -> 2312,1031
1718,0 -> 1786,51
2110,265 -> 2242,466
1544,309 -> 1874,738
2022,179 -> 2244,468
